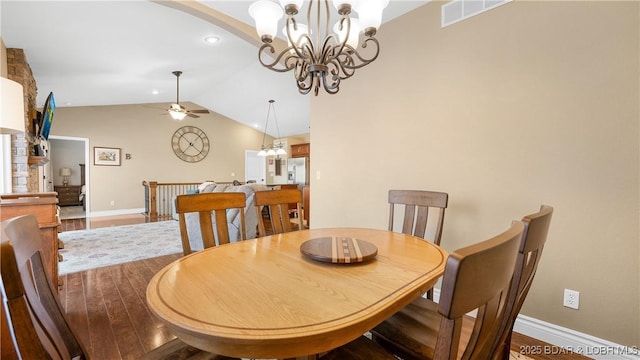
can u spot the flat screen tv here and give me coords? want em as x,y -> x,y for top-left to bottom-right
39,91 -> 55,141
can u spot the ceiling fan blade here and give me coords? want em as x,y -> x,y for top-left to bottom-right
190,109 -> 210,114
187,113 -> 200,119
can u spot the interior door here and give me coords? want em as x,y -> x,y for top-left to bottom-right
245,150 -> 266,184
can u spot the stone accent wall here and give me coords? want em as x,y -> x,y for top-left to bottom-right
6,48 -> 38,193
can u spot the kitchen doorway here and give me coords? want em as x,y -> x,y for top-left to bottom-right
245,150 -> 266,184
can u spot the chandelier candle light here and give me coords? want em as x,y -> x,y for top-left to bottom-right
257,100 -> 287,157
249,0 -> 389,95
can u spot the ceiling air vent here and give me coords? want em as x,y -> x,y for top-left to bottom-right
442,0 -> 512,28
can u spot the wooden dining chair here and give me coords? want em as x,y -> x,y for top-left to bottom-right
1,214 -> 237,360
323,221 -> 524,360
368,206 -> 553,360
389,190 -> 448,245
489,205 -> 553,360
389,189 -> 448,299
176,192 -> 247,255
254,188 -> 303,236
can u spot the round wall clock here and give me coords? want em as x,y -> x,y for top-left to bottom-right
171,126 -> 210,163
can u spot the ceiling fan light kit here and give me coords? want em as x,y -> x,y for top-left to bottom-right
169,105 -> 188,121
249,0 -> 388,95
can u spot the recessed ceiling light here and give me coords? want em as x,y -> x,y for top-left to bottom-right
152,89 -> 159,95
204,36 -> 220,44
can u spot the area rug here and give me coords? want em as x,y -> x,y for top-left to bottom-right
59,205 -> 86,220
58,220 -> 182,275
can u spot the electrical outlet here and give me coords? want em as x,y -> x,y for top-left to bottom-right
563,289 -> 580,309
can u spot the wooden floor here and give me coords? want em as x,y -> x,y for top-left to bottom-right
58,216 -> 591,360
59,253 -> 181,360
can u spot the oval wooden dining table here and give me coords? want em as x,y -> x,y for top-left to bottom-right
146,228 -> 448,359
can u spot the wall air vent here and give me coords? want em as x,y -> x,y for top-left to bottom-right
442,0 -> 512,28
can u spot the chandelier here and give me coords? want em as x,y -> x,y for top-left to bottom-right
257,100 -> 287,157
249,0 -> 388,96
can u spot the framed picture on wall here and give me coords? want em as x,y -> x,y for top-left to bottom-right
94,147 -> 121,166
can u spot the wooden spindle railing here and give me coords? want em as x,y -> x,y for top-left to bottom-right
142,181 -> 238,221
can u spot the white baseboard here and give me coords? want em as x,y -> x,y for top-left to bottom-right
513,315 -> 639,360
431,289 -> 638,360
88,208 -> 146,218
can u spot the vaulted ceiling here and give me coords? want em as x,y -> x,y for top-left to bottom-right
1,1 -> 428,137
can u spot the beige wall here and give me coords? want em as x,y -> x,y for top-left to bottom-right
310,1 -> 639,347
51,103 -> 273,212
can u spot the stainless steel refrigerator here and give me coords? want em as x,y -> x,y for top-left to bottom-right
287,157 -> 309,185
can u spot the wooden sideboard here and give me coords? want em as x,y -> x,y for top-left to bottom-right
54,185 -> 82,206
0,192 -> 60,359
0,193 -> 59,288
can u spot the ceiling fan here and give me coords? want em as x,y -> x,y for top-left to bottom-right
167,70 -> 210,120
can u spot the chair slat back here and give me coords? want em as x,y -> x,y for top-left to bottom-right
1,214 -> 88,360
176,192 -> 247,255
490,205 -> 553,360
388,190 -> 448,245
254,189 -> 303,236
434,221 -> 523,360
